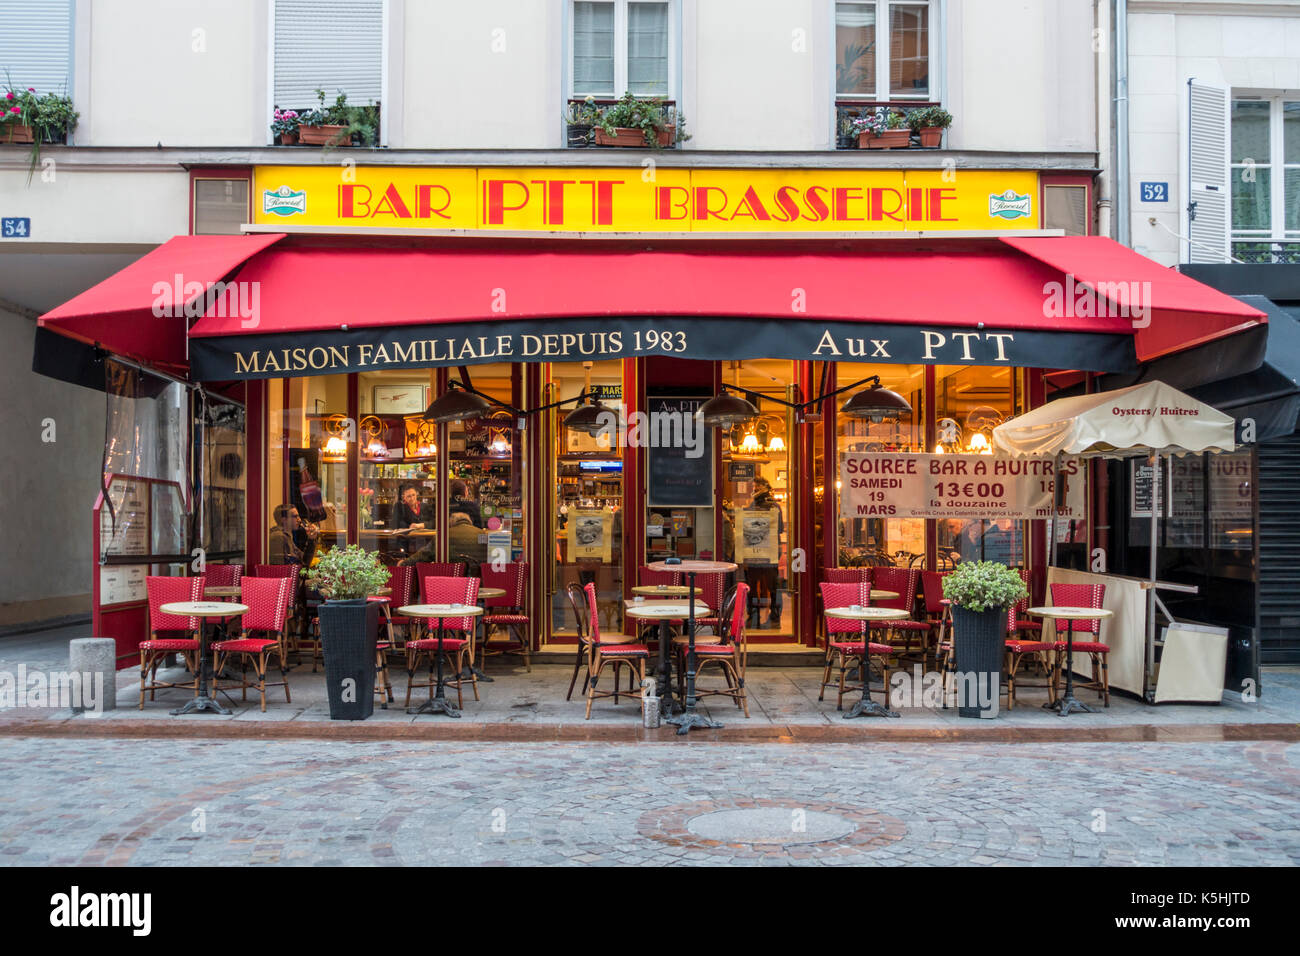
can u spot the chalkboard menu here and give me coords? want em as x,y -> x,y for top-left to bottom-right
647,397 -> 713,506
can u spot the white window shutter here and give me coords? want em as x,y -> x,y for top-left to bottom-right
0,0 -> 73,94
273,0 -> 383,110
1187,82 -> 1230,264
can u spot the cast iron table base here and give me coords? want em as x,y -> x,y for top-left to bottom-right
665,569 -> 722,736
172,617 -> 233,716
410,619 -> 460,718
1042,616 -> 1095,716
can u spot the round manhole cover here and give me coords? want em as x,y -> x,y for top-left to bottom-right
639,798 -> 906,859
687,807 -> 854,845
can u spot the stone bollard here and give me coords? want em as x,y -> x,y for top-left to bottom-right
68,638 -> 116,714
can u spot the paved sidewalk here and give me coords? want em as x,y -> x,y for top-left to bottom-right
0,736 -> 1295,865
3,626 -> 1296,738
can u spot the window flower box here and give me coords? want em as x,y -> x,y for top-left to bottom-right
298,123 -> 350,146
1,123 -> 34,144
594,126 -> 647,147
859,128 -> 910,149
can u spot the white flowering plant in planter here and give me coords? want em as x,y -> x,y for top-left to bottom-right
302,545 -> 388,601
942,560 -> 1027,613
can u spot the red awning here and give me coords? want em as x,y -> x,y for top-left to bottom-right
191,242 -> 1150,339
38,233 -> 285,368
1001,236 -> 1265,360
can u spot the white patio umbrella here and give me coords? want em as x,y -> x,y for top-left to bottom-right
992,381 -> 1236,699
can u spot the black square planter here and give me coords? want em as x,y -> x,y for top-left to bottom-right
951,605 -> 1006,718
317,599 -> 379,720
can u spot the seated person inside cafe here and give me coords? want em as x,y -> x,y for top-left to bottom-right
400,511 -> 489,577
395,485 -> 429,530
448,479 -> 483,528
268,503 -> 318,565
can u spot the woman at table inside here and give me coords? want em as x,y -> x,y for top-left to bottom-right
395,486 -> 429,530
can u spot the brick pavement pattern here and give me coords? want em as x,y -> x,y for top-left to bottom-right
0,737 -> 1296,866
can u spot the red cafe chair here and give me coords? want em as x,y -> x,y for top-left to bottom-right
690,583 -> 751,717
204,563 -> 243,588
819,566 -> 875,652
867,567 -> 929,660
406,576 -> 480,710
140,576 -> 205,709
1049,582 -> 1110,706
481,562 -> 531,672
415,562 -> 465,602
818,581 -> 894,711
582,582 -> 649,719
212,576 -> 293,712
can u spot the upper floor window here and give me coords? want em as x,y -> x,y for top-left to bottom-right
835,0 -> 932,101
272,0 -> 383,131
1230,96 -> 1300,262
0,0 -> 73,93
572,0 -> 672,98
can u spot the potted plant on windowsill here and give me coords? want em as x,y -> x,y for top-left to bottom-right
303,545 -> 389,720
594,91 -> 684,148
907,106 -> 952,148
3,83 -> 79,182
1,86 -> 35,144
271,108 -> 301,145
852,108 -> 909,149
298,88 -> 379,147
565,95 -> 602,147
942,561 -> 1027,718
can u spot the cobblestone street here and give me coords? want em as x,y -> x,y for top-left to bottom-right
1,736 -> 1296,866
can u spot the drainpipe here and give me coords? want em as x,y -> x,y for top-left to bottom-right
1095,0 -> 1112,238
1114,0 -> 1131,247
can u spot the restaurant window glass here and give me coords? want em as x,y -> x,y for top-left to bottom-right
1230,96 -> 1300,262
934,365 -> 1026,568
721,361 -> 794,635
835,363 -> 924,568
357,369 -> 438,565
572,0 -> 671,98
835,1 -> 932,101
445,364 -> 524,575
551,360 -> 624,637
200,397 -> 246,560
269,375 -> 350,564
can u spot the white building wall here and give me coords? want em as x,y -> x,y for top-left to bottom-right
402,0 -> 559,149
949,0 -> 1097,153
690,0 -> 820,151
0,168 -> 189,244
80,0 -> 265,147
1126,5 -> 1300,266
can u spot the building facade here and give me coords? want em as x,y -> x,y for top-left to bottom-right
4,1 -> 1283,685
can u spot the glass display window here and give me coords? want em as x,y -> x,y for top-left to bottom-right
834,363 -> 925,569
933,364 -> 1027,568
551,360 -> 624,637
265,374 -> 350,566
444,364 -> 523,576
720,360 -> 795,635
357,369 -> 439,566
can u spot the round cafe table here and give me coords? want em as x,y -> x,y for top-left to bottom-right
203,585 -> 243,600
645,560 -> 737,735
159,601 -> 249,716
468,586 -> 508,680
824,606 -> 910,719
399,603 -> 483,718
624,600 -> 712,718
1028,606 -> 1114,716
631,585 -> 703,598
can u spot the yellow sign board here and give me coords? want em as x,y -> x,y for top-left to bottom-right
254,166 -> 1039,233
